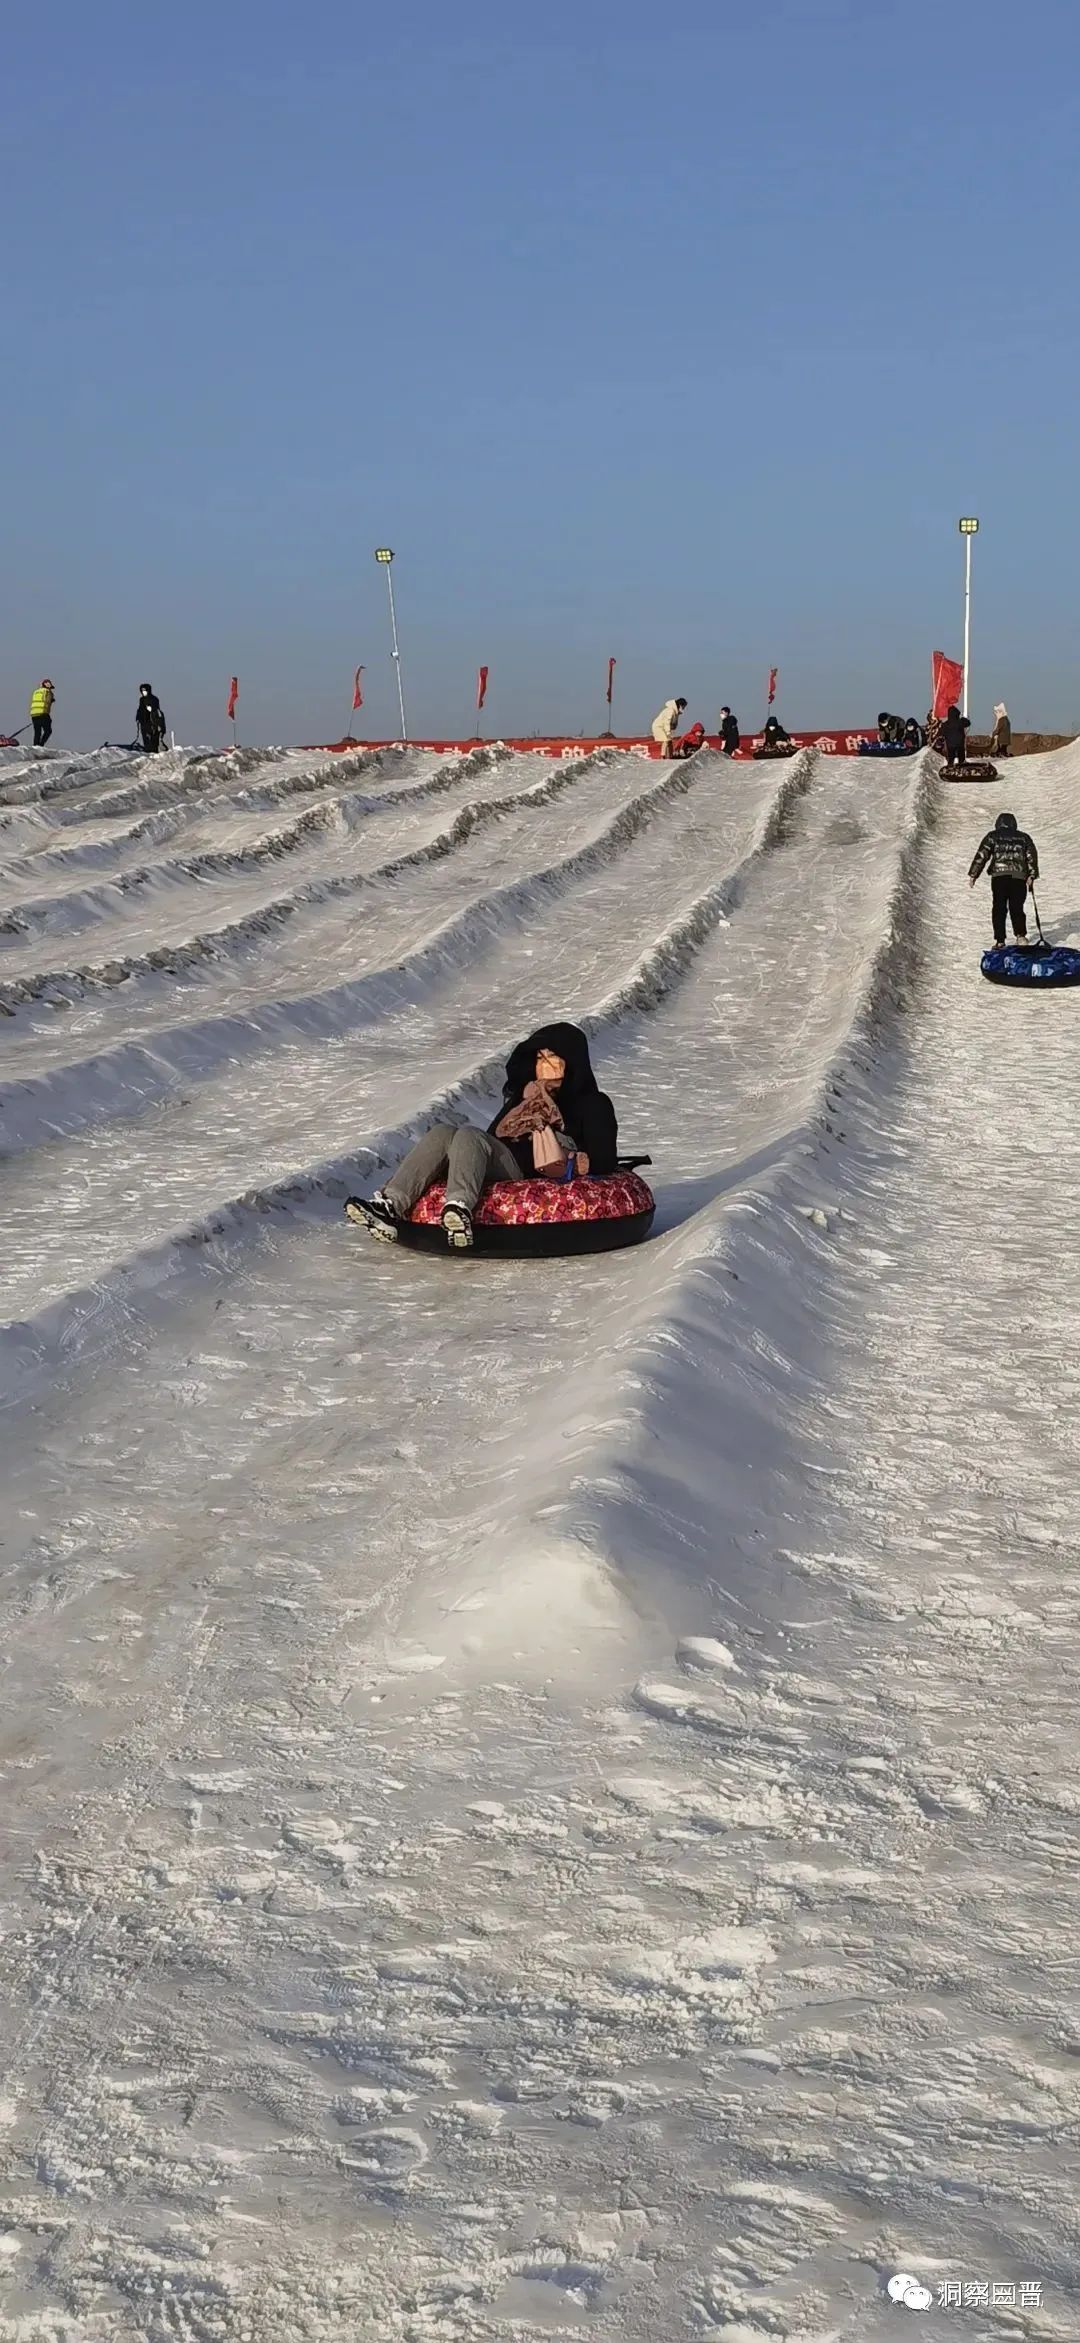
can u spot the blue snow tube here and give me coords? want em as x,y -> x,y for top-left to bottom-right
981,942 -> 1080,986
857,740 -> 914,756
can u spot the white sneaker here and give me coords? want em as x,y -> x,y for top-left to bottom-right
441,1202 -> 475,1251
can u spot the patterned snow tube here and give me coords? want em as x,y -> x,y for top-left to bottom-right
940,761 -> 999,782
401,1171 -> 656,1256
981,943 -> 1080,986
752,743 -> 798,759
857,740 -> 915,756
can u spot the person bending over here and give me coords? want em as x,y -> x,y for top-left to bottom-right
969,810 -> 1039,945
674,719 -> 706,757
651,697 -> 687,759
346,1022 -> 619,1251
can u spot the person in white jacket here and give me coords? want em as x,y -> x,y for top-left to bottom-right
651,697 -> 686,758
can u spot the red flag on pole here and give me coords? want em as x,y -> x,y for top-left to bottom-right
352,665 -> 365,711
606,656 -> 616,706
931,650 -> 964,722
227,676 -> 238,719
477,665 -> 489,711
767,666 -> 778,705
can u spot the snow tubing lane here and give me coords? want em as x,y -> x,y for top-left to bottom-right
981,943 -> 1080,986
941,761 -> 999,782
402,1171 -> 656,1257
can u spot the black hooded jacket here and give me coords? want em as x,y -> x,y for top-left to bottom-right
969,815 -> 1038,885
762,717 -> 790,747
720,711 -> 740,753
490,1021 -> 619,1175
136,689 -> 165,745
943,706 -> 969,753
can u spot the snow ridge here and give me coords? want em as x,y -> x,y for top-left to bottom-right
0,751 -> 811,1404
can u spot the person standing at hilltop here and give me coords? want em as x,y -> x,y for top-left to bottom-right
942,703 -> 970,771
718,706 -> 741,756
991,702 -> 1012,757
29,678 -> 55,746
651,697 -> 686,759
135,683 -> 167,753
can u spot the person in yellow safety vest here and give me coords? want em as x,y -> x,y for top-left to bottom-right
30,679 -> 55,748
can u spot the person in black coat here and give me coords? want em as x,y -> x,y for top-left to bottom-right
761,715 -> 791,750
346,1023 -> 619,1250
942,704 -> 970,770
969,811 -> 1039,944
903,717 -> 925,749
136,684 -> 167,753
718,707 -> 741,755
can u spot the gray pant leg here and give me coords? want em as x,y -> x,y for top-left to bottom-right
382,1122 -> 456,1212
445,1128 -> 524,1210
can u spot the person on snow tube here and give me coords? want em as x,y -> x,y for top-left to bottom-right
903,717 -> 925,749
942,703 -> 970,770
136,683 -> 167,753
718,707 -> 740,755
969,811 -> 1039,946
674,719 -> 706,757
347,1023 -> 620,1252
761,715 -> 791,750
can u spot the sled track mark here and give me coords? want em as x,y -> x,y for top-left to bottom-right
0,747 -> 735,1138
0,744 -> 618,955
0,747 -> 628,1012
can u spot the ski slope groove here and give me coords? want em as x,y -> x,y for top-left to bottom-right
2,735 -> 1080,2340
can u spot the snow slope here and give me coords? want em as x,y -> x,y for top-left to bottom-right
2,738 -> 1079,2340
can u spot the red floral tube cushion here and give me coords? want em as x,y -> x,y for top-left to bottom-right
410,1172 -> 654,1228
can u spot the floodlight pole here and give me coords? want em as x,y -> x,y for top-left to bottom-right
375,549 -> 408,742
959,518 -> 979,720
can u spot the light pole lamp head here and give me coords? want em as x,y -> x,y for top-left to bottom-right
958,517 -> 980,534
374,547 -> 395,563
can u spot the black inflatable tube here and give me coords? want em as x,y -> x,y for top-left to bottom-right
395,1205 -> 656,1258
940,761 -> 998,782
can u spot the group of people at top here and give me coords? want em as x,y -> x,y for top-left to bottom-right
649,699 -> 1015,768
17,681 -> 168,754
881,702 -> 1012,768
651,700 -> 791,760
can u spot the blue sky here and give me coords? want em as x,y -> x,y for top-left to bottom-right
3,0 -> 1077,743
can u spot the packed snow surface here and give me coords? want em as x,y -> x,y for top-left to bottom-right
2,735 -> 1080,2339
